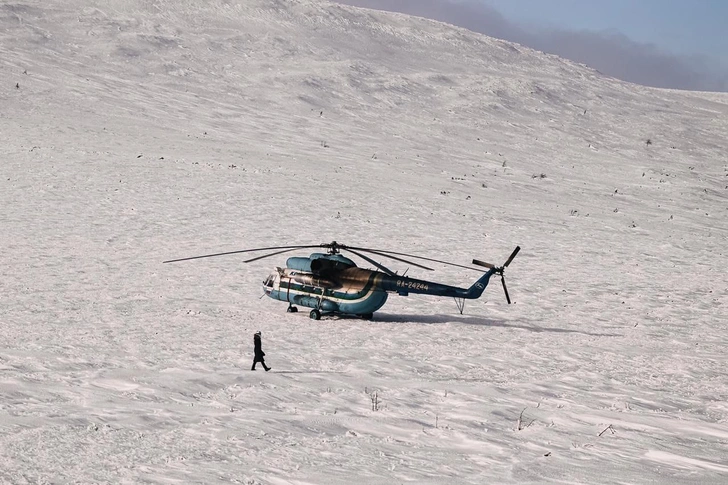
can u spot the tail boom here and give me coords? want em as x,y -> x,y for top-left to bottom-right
377,268 -> 497,299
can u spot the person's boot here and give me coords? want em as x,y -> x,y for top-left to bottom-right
251,365 -> 256,371
264,365 -> 271,372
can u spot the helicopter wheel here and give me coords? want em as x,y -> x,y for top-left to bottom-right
287,305 -> 298,313
309,309 -> 321,320
361,313 -> 373,321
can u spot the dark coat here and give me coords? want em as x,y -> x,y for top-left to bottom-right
253,334 -> 265,361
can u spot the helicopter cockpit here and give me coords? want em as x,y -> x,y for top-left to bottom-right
263,268 -> 282,292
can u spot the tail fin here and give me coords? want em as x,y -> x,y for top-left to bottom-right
464,268 -> 497,299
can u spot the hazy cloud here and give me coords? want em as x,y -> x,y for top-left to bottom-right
334,0 -> 728,92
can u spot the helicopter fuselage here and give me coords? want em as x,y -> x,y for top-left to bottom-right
263,252 -> 497,318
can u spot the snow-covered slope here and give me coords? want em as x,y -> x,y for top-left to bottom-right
2,1 -> 727,483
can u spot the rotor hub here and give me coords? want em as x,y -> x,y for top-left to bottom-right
326,240 -> 343,254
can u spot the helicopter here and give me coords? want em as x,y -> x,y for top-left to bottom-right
164,241 -> 520,320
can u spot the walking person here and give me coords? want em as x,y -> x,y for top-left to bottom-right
251,331 -> 270,371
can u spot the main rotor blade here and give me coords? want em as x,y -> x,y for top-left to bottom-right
501,276 -> 512,304
347,249 -> 397,276
163,245 -> 320,264
503,246 -> 521,268
346,246 -> 486,272
244,247 -> 307,264
347,247 -> 434,271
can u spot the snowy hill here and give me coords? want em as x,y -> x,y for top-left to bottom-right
2,1 -> 727,483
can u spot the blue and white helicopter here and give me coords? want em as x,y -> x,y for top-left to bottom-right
164,241 -> 520,320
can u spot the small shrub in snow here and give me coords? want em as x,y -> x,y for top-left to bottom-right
371,391 -> 380,411
598,424 -> 615,437
517,408 -> 535,431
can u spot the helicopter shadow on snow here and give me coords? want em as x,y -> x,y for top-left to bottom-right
272,370 -> 344,374
370,313 -> 622,337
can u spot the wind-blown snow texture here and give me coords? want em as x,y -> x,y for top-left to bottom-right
2,1 -> 727,483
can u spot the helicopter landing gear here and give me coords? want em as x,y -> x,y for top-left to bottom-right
309,309 -> 321,320
286,304 -> 298,313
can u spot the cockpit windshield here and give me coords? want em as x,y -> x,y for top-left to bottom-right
263,268 -> 281,289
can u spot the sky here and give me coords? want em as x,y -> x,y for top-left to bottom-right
2,0 -> 728,483
336,0 -> 728,92
485,0 -> 728,61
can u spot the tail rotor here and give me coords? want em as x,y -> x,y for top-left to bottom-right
472,246 -> 520,304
